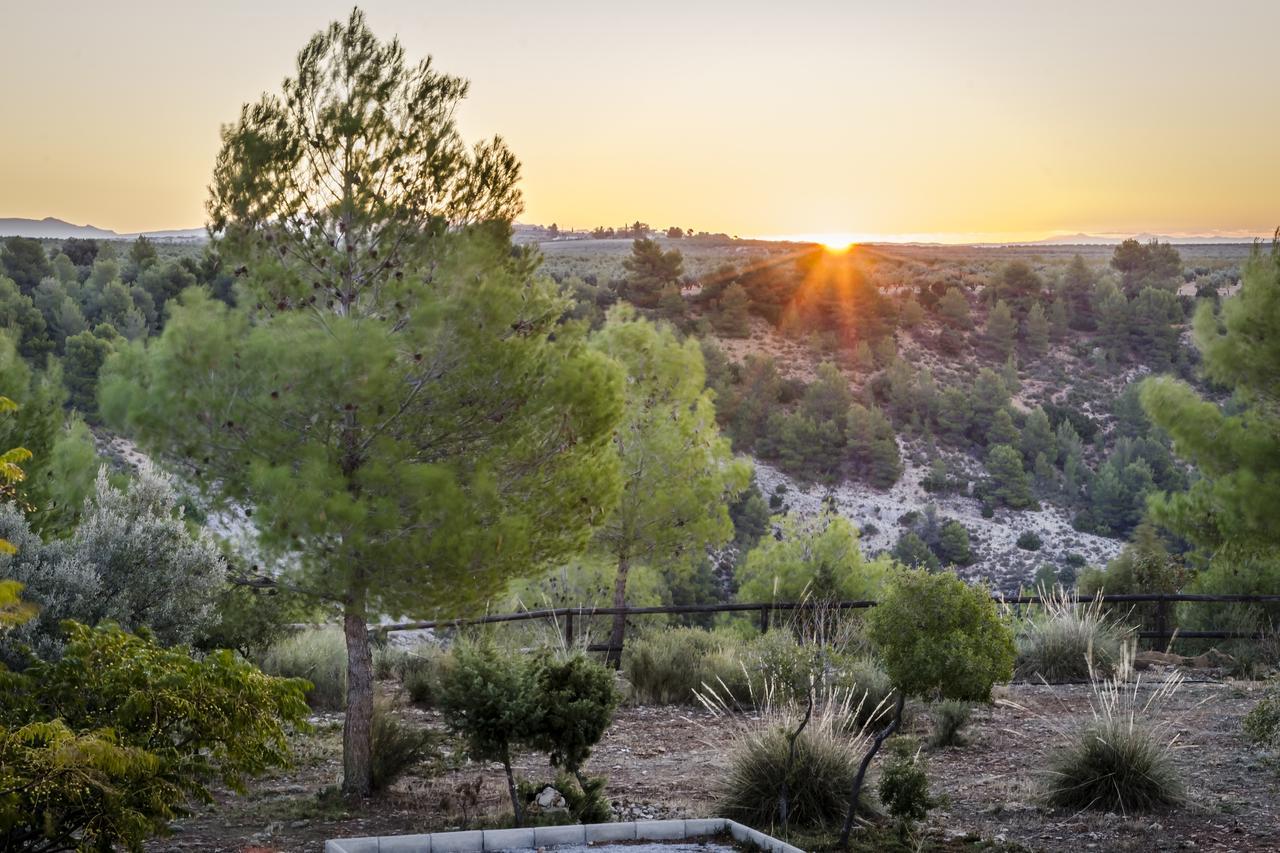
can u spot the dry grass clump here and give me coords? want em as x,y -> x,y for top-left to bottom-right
624,627 -> 750,705
701,684 -> 871,832
260,626 -> 347,710
1015,587 -> 1131,683
1042,648 -> 1186,814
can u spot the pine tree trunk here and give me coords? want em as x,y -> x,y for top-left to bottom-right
341,599 -> 375,797
503,756 -> 524,827
607,556 -> 631,669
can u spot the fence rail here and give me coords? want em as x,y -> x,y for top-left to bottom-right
376,592 -> 1280,653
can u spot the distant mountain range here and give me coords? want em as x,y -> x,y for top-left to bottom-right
0,217 -> 206,242
996,232 -> 1264,246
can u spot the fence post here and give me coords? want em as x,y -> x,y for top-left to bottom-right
563,611 -> 575,649
1154,596 -> 1168,650
759,605 -> 771,634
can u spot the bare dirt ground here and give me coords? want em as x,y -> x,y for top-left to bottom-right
148,678 -> 1278,853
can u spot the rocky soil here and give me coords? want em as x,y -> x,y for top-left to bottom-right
148,679 -> 1278,853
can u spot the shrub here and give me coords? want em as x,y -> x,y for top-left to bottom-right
625,627 -> 749,705
1016,530 -> 1043,551
868,570 -> 1015,703
746,630 -> 822,704
520,771 -> 612,824
397,646 -> 448,707
833,655 -> 897,729
0,623 -> 308,851
927,700 -> 971,749
528,652 -> 619,777
0,462 -> 225,659
438,640 -> 542,825
878,737 -> 934,825
1244,686 -> 1280,749
370,701 -> 441,792
1015,591 -> 1128,683
720,716 -> 862,831
1043,658 -> 1184,813
261,626 -> 347,711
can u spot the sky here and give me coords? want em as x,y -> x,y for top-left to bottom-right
2,0 -> 1278,242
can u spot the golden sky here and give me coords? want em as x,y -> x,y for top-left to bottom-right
2,1 -> 1277,241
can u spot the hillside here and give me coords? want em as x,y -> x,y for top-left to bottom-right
0,216 -> 206,241
541,235 -> 1249,593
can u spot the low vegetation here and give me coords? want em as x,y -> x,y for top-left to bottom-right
1015,590 -> 1130,682
1043,655 -> 1186,813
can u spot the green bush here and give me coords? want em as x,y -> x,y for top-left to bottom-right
1016,530 -> 1043,551
746,629 -> 823,704
528,652 -> 618,776
878,737 -> 934,825
397,646 -> 449,707
260,626 -> 347,711
868,570 -> 1015,703
438,640 -> 542,825
720,721 -> 862,831
624,627 -> 749,705
0,623 -> 308,851
926,700 -> 971,749
1244,686 -> 1280,749
832,655 -> 897,729
370,700 -> 442,792
520,771 -> 613,824
1015,593 -> 1128,682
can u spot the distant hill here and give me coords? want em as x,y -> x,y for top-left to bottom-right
987,232 -> 1263,247
0,217 -> 206,242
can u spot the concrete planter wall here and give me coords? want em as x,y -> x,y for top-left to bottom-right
326,818 -> 805,853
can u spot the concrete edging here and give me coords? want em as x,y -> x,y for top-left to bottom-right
325,817 -> 804,853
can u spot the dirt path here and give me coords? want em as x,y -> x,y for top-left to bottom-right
148,680 -> 1278,852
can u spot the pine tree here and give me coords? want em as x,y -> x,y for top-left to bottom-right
969,368 -> 1010,434
986,299 -> 1016,359
986,407 -> 1019,448
1048,298 -> 1069,340
590,310 -> 751,665
986,444 -> 1034,509
714,282 -> 752,337
848,404 -> 902,488
1141,240 -> 1280,558
1019,407 -> 1057,465
935,388 -> 971,441
1062,254 -> 1096,329
939,287 -> 971,328
623,238 -> 684,308
101,10 -> 621,796
1096,284 -> 1131,359
1024,302 -> 1049,356
936,520 -> 972,565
